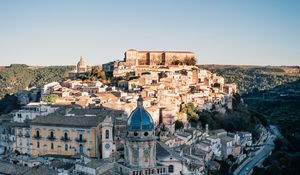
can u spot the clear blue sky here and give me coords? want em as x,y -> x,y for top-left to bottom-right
0,0 -> 299,66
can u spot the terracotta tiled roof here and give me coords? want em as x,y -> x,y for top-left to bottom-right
31,114 -> 105,127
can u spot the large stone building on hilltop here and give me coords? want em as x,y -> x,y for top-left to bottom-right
113,49 -> 197,77
124,49 -> 196,66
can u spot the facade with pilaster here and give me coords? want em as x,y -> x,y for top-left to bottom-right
13,111 -> 116,159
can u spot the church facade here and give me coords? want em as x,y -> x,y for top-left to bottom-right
68,56 -> 91,79
115,96 -> 168,175
77,56 -> 88,73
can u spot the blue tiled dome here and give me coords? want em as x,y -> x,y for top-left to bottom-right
127,97 -> 154,131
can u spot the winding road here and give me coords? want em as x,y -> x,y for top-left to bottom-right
234,132 -> 276,175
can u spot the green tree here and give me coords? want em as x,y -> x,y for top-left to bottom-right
98,71 -> 106,80
125,72 -> 136,80
91,66 -> 101,76
42,94 -> 59,102
90,66 -> 107,81
175,120 -> 184,130
184,57 -> 197,65
182,102 -> 199,121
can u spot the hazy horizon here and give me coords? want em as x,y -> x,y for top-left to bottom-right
1,0 -> 299,66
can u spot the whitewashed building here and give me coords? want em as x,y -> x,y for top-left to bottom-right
12,102 -> 58,123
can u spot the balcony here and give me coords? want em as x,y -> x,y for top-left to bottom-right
47,136 -> 56,141
17,133 -> 23,137
75,138 -> 87,143
33,135 -> 41,140
25,133 -> 30,138
61,136 -> 70,142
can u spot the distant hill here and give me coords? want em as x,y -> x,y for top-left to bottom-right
244,80 -> 300,149
0,64 -> 74,99
198,65 -> 300,95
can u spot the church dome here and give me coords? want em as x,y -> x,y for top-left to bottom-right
77,56 -> 87,68
127,96 -> 154,131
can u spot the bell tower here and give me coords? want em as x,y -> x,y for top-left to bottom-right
101,116 -> 115,159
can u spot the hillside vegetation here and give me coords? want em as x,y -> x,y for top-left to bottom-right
0,64 -> 74,99
199,64 -> 300,147
199,65 -> 300,95
199,65 -> 300,175
198,94 -> 264,141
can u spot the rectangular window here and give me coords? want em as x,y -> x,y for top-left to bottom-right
51,142 -> 54,149
65,144 -> 68,151
37,141 -> 40,148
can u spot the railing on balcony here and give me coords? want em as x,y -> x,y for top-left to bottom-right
75,138 -> 87,143
25,133 -> 30,138
61,136 -> 70,142
47,136 -> 56,141
17,133 -> 23,137
33,135 -> 41,139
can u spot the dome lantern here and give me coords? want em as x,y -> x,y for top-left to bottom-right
126,96 -> 154,131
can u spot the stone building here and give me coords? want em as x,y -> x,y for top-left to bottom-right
13,109 -> 116,159
12,102 -> 58,123
69,56 -> 90,79
124,49 -> 196,66
13,123 -> 31,154
77,56 -> 88,73
115,96 -> 168,175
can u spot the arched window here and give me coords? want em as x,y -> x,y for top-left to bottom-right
64,132 -> 68,140
105,130 -> 109,139
36,130 -> 40,138
50,131 -> 54,138
169,165 -> 174,173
